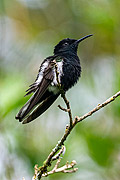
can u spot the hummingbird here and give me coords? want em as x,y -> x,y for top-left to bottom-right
15,34 -> 93,124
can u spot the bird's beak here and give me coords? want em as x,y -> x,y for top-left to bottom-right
76,34 -> 93,44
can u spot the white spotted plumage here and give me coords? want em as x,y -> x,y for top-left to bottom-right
48,60 -> 63,94
36,60 -> 49,84
51,61 -> 63,85
36,60 -> 63,95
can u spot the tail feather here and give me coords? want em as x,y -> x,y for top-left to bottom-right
15,89 -> 48,121
15,93 -> 36,122
22,94 -> 59,124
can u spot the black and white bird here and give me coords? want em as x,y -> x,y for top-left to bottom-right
15,34 -> 93,124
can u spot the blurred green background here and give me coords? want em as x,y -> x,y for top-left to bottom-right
0,0 -> 120,180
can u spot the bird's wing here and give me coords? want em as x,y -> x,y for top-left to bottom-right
22,93 -> 59,124
24,82 -> 38,97
15,59 -> 56,121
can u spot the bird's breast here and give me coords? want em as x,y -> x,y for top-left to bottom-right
61,57 -> 81,91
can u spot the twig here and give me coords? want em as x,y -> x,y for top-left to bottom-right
32,61 -> 120,179
60,93 -> 73,126
32,165 -> 38,180
34,90 -> 120,179
74,91 -> 120,123
34,61 -> 120,179
41,160 -> 77,177
52,158 -> 61,171
52,145 -> 66,161
58,104 -> 70,112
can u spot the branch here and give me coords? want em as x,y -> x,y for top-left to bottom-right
42,159 -> 78,177
52,145 -> 66,161
32,159 -> 77,179
58,104 -> 70,112
32,60 -> 120,179
34,90 -> 120,179
74,90 -> 120,123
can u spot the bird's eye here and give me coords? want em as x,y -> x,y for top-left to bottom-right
63,42 -> 68,46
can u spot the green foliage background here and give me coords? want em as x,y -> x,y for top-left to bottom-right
0,0 -> 120,179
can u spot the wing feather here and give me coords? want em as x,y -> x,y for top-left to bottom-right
16,60 -> 55,121
22,93 -> 59,124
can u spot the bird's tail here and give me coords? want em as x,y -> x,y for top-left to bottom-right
15,93 -> 36,121
22,93 -> 59,124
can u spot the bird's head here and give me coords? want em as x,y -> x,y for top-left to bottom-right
54,34 -> 93,55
